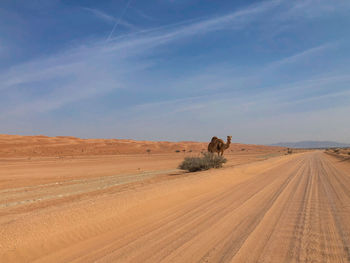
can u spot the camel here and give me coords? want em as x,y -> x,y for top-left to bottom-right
208,136 -> 232,156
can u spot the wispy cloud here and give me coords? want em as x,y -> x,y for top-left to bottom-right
158,41 -> 338,97
141,0 -> 279,41
82,7 -> 115,23
135,9 -> 157,21
275,0 -> 350,21
267,43 -> 336,68
82,7 -> 138,31
106,0 -> 134,41
1,0 -> 280,99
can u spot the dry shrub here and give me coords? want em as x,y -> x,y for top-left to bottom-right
178,152 -> 227,172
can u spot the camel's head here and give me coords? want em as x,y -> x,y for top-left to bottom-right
227,136 -> 232,141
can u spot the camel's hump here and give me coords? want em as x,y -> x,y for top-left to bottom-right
210,136 -> 218,142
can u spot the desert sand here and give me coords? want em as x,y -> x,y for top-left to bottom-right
1,135 -> 349,262
0,134 -> 280,157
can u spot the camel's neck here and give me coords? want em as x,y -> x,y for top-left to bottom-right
224,139 -> 231,149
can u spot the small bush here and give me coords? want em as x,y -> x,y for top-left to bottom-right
178,152 -> 227,172
348,152 -> 350,155
146,149 -> 151,154
333,149 -> 340,153
287,148 -> 293,154
175,150 -> 181,153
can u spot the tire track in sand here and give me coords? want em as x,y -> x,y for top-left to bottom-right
2,152 -> 350,262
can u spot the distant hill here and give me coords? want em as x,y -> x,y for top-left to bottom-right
0,134 -> 282,157
270,141 -> 350,149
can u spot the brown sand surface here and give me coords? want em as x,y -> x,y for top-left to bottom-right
1,136 -> 349,262
325,148 -> 350,161
0,134 -> 281,157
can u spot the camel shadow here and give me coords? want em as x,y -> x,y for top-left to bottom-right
168,171 -> 188,176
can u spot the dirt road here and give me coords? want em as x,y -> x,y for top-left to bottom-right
1,151 -> 350,262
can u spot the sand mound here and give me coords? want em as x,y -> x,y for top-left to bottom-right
0,134 -> 283,158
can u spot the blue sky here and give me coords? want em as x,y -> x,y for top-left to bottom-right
1,0 -> 350,144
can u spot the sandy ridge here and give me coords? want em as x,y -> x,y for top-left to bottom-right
0,134 -> 283,157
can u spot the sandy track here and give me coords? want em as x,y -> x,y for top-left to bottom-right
0,168 -> 180,209
1,152 -> 350,262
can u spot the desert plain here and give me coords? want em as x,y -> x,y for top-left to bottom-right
1,134 -> 350,262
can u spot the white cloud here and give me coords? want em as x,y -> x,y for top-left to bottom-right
266,43 -> 336,68
275,0 -> 350,20
82,7 -> 138,31
0,0 -> 280,115
82,7 -> 115,23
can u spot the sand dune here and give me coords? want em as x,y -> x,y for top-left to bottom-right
0,134 -> 282,157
